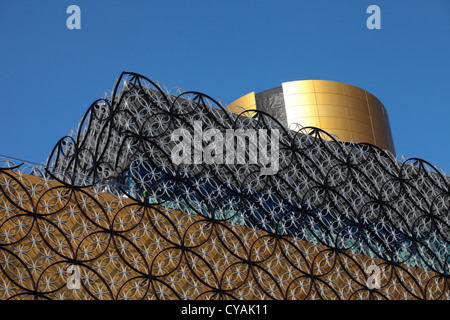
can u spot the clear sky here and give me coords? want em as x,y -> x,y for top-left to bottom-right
1,0 -> 449,174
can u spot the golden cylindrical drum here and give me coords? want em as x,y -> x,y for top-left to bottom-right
227,80 -> 395,155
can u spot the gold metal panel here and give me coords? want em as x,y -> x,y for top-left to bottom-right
372,117 -> 387,129
284,93 -> 317,106
342,83 -> 367,100
320,116 -> 350,131
375,133 -> 388,145
288,116 -> 321,128
349,119 -> 374,136
317,105 -> 349,118
315,93 -> 346,106
346,96 -> 369,112
351,132 -> 376,144
366,93 -> 386,113
282,80 -> 315,95
376,135 -> 395,153
375,132 -> 394,150
347,108 -> 371,123
370,109 -> 385,125
285,105 -> 318,118
313,80 -> 344,94
227,92 -> 256,117
327,129 -> 353,142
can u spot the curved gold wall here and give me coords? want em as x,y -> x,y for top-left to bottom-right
226,91 -> 257,118
227,80 -> 396,155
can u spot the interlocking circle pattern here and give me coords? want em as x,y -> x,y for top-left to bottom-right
0,72 -> 448,299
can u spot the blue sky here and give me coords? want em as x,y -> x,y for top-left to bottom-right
1,0 -> 449,174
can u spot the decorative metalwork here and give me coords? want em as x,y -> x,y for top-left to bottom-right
0,72 -> 449,300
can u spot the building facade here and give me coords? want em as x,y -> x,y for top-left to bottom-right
0,72 -> 448,300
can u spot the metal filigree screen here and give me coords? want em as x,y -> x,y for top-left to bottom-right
0,72 -> 448,299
